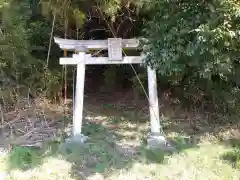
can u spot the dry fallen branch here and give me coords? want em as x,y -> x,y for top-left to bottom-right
1,98 -> 66,147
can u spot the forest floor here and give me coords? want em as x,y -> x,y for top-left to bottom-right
0,91 -> 240,180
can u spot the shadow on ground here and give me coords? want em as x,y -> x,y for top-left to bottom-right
220,138 -> 240,170
5,119 -> 199,179
3,91 -> 240,179
85,91 -> 240,138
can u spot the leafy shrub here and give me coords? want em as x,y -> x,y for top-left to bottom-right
101,66 -> 117,92
140,144 -> 166,163
131,71 -> 147,99
222,148 -> 240,169
8,147 -> 41,170
142,0 -> 240,112
82,123 -> 107,136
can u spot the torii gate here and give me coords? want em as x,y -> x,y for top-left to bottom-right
54,37 -> 167,148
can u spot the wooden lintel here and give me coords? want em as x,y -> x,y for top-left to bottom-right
60,57 -> 80,65
86,56 -> 143,65
59,56 -> 144,65
54,37 -> 139,51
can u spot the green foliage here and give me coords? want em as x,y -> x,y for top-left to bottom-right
171,135 -> 197,151
40,69 -> 62,99
95,163 -> 106,173
40,0 -> 129,24
109,116 -> 122,124
7,147 -> 41,170
101,0 -> 121,20
58,126 -> 122,174
144,0 -> 240,78
0,0 -> 66,100
223,148 -> 240,169
131,71 -> 147,98
82,122 -> 107,136
101,66 -> 117,92
143,0 -> 240,111
0,0 -> 45,98
0,0 -> 143,102
73,9 -> 86,28
141,147 -> 166,163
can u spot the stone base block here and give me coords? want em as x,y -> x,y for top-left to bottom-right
65,134 -> 88,145
147,134 -> 175,152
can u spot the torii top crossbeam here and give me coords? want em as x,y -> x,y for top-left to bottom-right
54,37 -> 143,63
54,37 -> 139,50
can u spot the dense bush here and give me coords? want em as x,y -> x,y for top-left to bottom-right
143,0 -> 240,112
0,0 -> 143,102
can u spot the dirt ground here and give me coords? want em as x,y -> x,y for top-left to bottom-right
0,90 -> 239,179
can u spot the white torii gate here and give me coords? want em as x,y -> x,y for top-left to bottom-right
54,37 -> 167,148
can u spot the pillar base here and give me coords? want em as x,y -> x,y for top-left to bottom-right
147,133 -> 175,152
65,134 -> 88,145
60,134 -> 88,154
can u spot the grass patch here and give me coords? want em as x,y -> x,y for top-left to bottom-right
57,122 -> 129,175
1,137 -> 240,179
222,149 -> 240,169
222,139 -> 240,169
82,122 -> 108,136
59,137 -> 126,174
0,122 -> 240,179
7,147 -> 42,170
108,116 -> 122,125
6,140 -> 63,171
171,135 -> 198,151
140,146 -> 166,163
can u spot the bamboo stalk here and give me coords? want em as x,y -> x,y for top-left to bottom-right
46,13 -> 56,68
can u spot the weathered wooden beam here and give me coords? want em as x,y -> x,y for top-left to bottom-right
86,56 -> 143,64
59,56 -> 144,65
147,67 -> 168,149
59,57 -> 77,65
147,66 -> 161,134
73,52 -> 85,137
54,37 -> 139,50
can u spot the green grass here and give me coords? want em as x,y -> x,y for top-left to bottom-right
7,146 -> 42,170
222,139 -> 240,169
0,121 -> 240,180
222,149 -> 240,169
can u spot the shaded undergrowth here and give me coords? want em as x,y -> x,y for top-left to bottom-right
4,120 -> 199,179
2,98 -> 240,179
222,139 -> 240,169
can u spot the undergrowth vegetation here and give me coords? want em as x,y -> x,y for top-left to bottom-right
223,148 -> 240,169
0,121 -> 239,179
222,139 -> 240,169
